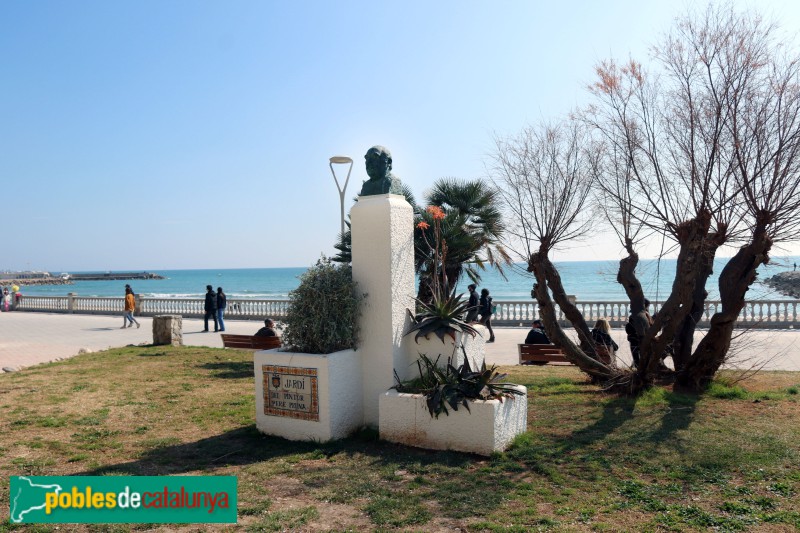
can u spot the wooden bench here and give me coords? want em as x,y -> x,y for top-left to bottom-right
518,344 -> 570,365
221,334 -> 281,350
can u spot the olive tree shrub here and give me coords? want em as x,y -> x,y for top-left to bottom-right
282,257 -> 365,354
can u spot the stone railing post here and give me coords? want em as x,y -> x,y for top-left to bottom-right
135,294 -> 143,314
153,315 -> 183,346
67,293 -> 76,314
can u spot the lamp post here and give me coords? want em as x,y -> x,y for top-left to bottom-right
329,155 -> 354,236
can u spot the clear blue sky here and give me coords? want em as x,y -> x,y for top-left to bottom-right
2,1 -> 799,272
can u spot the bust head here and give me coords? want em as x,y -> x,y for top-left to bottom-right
364,145 -> 392,181
359,145 -> 403,196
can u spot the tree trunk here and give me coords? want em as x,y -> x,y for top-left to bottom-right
617,238 -> 646,315
637,212 -> 712,385
677,219 -> 772,391
671,230 -> 725,371
540,254 -> 594,352
528,251 -> 613,379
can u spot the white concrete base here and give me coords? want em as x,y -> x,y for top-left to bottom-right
254,348 -> 363,442
402,327 -> 487,380
378,385 -> 528,456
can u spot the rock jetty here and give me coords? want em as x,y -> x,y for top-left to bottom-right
0,277 -> 72,286
763,271 -> 800,298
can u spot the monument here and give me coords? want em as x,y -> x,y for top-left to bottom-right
254,146 -> 527,454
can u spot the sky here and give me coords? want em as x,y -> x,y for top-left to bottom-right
2,1 -> 800,272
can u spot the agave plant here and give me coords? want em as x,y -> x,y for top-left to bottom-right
405,205 -> 481,343
406,288 -> 479,343
394,351 -> 524,418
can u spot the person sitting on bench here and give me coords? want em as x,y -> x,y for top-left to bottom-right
525,319 -> 550,344
255,318 -> 277,337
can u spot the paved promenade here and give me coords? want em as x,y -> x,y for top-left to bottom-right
1,312 -> 798,372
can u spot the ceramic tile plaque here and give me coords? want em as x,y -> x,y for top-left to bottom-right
262,365 -> 319,421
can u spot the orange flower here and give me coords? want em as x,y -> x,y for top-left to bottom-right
426,205 -> 445,220
416,221 -> 430,230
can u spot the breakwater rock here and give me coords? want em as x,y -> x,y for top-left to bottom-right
67,272 -> 165,281
763,271 -> 800,298
0,277 -> 73,286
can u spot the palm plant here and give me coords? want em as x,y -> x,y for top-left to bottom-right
333,178 -> 510,303
415,178 -> 510,302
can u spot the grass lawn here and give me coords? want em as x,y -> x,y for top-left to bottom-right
0,345 -> 799,532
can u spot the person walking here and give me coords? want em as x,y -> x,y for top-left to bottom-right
204,285 -> 218,332
216,287 -> 227,332
121,285 -> 132,327
479,287 -> 495,343
465,284 -> 479,323
122,287 -> 140,328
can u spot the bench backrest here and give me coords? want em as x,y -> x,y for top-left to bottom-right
221,334 -> 281,350
518,343 -> 567,364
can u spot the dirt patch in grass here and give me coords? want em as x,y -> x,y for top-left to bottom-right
0,345 -> 798,531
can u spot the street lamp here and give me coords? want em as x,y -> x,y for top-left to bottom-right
329,155 -> 354,236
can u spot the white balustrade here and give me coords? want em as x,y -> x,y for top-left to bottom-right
11,296 -> 800,328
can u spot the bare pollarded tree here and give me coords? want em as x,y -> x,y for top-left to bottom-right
586,4 -> 800,392
492,119 -> 616,381
496,4 -> 800,393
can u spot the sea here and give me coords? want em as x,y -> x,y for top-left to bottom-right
14,256 -> 800,302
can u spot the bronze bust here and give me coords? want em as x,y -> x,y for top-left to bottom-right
359,145 -> 404,196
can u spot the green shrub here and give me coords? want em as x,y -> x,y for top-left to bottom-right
282,257 -> 364,354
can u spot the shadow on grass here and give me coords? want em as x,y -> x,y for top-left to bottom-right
84,425 -> 305,476
646,392 -> 701,446
198,361 -> 253,379
563,391 -> 699,452
505,389 -> 700,483
82,425 -> 494,526
83,424 -> 473,477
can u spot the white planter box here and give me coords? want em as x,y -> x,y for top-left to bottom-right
254,348 -> 362,442
400,326 -> 487,381
378,384 -> 527,456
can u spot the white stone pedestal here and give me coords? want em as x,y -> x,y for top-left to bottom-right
254,348 -> 362,442
351,194 -> 415,426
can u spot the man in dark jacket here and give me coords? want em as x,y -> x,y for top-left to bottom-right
626,299 -> 652,368
204,285 -> 218,332
465,284 -> 479,322
525,319 -> 550,344
255,318 -> 278,337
